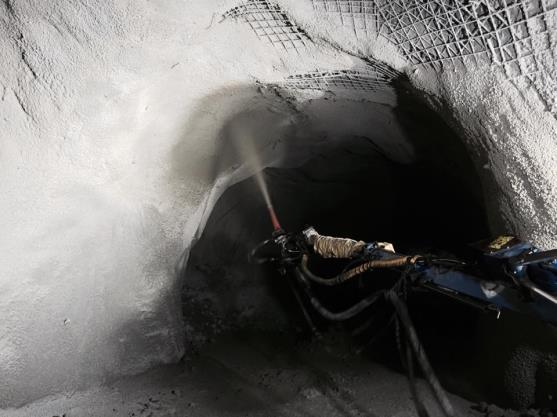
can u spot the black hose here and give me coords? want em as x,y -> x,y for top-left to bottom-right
401,320 -> 429,417
286,277 -> 322,338
394,307 -> 429,417
293,251 -> 454,416
386,290 -> 455,417
294,268 -> 384,321
249,239 -> 277,264
354,313 -> 396,355
300,254 -> 417,286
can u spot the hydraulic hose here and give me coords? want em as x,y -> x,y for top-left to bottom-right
387,290 -> 455,417
293,233 -> 453,416
296,264 -> 453,416
294,268 -> 384,321
300,254 -> 420,286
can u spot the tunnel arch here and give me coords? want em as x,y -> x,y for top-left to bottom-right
176,73 -> 557,410
177,76 -> 551,407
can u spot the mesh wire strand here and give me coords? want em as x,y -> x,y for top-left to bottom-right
377,0 -> 554,74
312,0 -> 557,111
313,0 -> 378,33
281,66 -> 399,93
225,0 -> 557,111
223,0 -> 311,53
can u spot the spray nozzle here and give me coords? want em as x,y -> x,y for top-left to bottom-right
267,205 -> 282,233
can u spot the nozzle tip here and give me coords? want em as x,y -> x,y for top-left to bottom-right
269,207 -> 282,231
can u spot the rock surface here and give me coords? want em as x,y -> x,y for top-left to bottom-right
1,0 -> 556,409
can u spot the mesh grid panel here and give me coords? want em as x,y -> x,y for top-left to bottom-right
281,65 -> 399,93
223,0 -> 311,53
312,0 -> 557,111
376,0 -> 556,78
224,0 -> 556,111
312,0 -> 378,34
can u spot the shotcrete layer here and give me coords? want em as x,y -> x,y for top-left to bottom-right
0,0 -> 556,411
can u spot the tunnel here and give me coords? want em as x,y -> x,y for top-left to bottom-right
2,1 -> 557,416
181,79 -> 557,413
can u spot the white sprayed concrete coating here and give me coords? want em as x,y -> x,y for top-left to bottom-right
0,0 -> 556,410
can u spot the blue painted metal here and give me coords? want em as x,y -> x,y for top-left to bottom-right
363,238 -> 557,324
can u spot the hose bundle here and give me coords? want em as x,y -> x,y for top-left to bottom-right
300,254 -> 420,286
292,228 -> 454,417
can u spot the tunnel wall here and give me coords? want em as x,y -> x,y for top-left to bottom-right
0,0 -> 296,406
0,0 -> 556,408
0,0 -> 410,406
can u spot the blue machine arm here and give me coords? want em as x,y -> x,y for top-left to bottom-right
364,235 -> 557,324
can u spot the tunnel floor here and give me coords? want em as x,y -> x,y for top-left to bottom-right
5,329 -> 482,417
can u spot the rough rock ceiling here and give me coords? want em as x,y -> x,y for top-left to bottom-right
313,0 -> 557,111
224,0 -> 557,112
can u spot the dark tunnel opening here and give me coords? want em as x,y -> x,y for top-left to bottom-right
181,84 -> 498,402
180,82 -> 557,411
